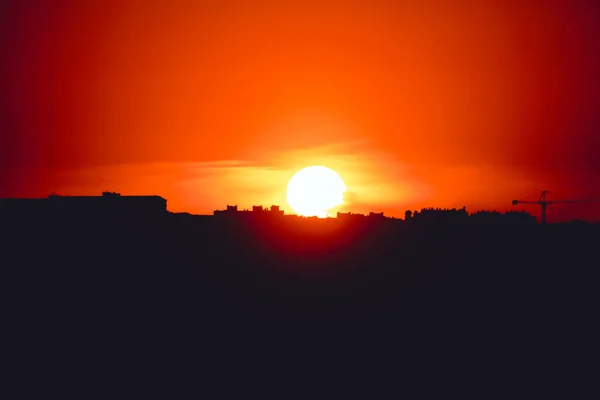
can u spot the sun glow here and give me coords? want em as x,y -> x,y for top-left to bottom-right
286,166 -> 346,218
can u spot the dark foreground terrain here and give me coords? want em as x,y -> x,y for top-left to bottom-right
4,213 -> 599,393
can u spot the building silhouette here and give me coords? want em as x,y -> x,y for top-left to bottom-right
213,204 -> 284,217
337,211 -> 387,219
470,209 -> 537,225
0,192 -> 167,219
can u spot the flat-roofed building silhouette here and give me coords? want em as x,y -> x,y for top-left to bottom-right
269,205 -> 284,216
214,205 -> 240,217
0,192 -> 167,219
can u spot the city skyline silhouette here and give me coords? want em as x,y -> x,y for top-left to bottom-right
2,189 -> 599,224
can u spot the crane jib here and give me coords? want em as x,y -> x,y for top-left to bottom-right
512,191 -> 599,224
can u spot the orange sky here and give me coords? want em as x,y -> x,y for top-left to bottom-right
2,0 -> 600,221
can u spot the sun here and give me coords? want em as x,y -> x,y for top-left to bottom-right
286,166 -> 347,218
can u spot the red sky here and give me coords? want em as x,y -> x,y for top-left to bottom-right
2,0 -> 600,221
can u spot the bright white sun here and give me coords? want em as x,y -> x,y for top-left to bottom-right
286,166 -> 346,218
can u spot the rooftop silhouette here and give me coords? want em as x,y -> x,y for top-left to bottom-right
0,191 -> 167,219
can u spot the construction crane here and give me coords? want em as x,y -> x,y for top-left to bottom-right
512,190 -> 594,225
